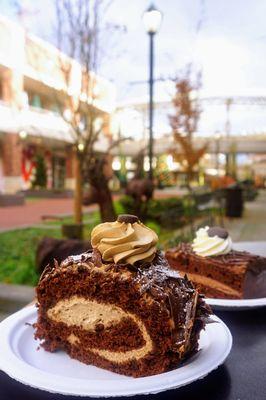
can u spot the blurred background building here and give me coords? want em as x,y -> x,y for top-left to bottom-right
112,86 -> 266,187
0,15 -> 116,193
1,5 -> 266,194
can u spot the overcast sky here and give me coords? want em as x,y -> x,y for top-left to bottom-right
2,0 -> 266,135
2,0 -> 266,100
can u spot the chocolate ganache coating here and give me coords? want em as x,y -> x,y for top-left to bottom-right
39,249 -> 211,356
166,242 -> 266,299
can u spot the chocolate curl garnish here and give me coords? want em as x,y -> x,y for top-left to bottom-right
207,226 -> 229,239
117,214 -> 139,224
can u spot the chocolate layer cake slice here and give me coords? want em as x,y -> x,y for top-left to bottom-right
166,227 -> 266,300
35,215 -> 211,377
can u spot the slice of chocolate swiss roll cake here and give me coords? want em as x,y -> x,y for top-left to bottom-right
35,215 -> 211,377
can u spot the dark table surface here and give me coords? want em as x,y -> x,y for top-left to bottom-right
0,308 -> 265,400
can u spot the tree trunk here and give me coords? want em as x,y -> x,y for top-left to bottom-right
74,152 -> 83,225
186,168 -> 193,191
186,171 -> 195,235
97,187 -> 116,222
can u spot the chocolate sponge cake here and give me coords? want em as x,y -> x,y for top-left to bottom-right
166,226 -> 266,300
35,215 -> 211,377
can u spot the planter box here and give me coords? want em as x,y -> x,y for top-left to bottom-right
21,189 -> 73,199
62,224 -> 83,240
0,194 -> 25,207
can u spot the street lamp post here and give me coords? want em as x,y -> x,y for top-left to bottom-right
225,98 -> 232,175
215,131 -> 221,174
143,4 -> 162,181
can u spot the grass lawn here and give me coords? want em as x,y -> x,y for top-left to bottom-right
0,203 -> 125,287
0,227 -> 62,286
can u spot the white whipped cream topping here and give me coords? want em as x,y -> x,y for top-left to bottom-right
192,226 -> 232,257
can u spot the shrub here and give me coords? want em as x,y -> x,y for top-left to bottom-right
119,196 -> 187,228
32,155 -> 47,188
165,231 -> 194,248
147,198 -> 185,228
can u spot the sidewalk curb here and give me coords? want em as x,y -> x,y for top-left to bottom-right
0,283 -> 35,314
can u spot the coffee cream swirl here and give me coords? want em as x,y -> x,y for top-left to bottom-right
192,226 -> 232,257
91,219 -> 158,264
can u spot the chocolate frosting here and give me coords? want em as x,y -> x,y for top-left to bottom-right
167,243 -> 266,298
171,242 -> 266,267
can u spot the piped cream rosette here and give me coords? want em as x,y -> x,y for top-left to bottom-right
192,226 -> 232,257
91,214 -> 158,265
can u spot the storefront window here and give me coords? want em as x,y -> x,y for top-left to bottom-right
31,94 -> 42,108
52,156 -> 66,189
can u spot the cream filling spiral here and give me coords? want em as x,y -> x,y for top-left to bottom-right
91,220 -> 158,264
192,226 -> 232,257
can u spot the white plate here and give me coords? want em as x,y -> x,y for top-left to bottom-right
205,241 -> 266,311
233,241 -> 266,257
0,305 -> 232,397
206,297 -> 266,311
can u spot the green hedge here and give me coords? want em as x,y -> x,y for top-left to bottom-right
119,196 -> 198,228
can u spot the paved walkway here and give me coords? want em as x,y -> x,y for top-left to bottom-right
224,190 -> 266,242
0,198 -> 99,231
0,283 -> 35,322
0,194 -> 125,231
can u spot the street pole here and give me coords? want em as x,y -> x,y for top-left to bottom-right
148,32 -> 154,181
143,3 -> 162,183
225,98 -> 232,175
215,136 -> 220,173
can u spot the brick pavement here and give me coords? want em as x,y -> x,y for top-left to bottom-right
0,198 -> 98,231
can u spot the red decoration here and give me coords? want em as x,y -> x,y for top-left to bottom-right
22,146 -> 36,182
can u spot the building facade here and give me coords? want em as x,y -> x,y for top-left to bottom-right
0,16 -> 116,193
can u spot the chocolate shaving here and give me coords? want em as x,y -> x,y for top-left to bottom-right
39,263 -> 55,281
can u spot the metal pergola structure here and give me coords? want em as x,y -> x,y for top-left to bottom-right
115,96 -> 266,158
201,96 -> 266,106
113,134 -> 266,157
118,95 -> 266,139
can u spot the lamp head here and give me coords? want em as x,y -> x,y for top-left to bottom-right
142,3 -> 162,34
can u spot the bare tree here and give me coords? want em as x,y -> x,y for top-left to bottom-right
54,0 -> 119,226
83,138 -> 127,221
169,66 -> 207,190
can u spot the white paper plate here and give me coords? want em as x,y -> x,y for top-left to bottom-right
233,241 -> 266,257
206,297 -> 266,311
0,305 -> 232,397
